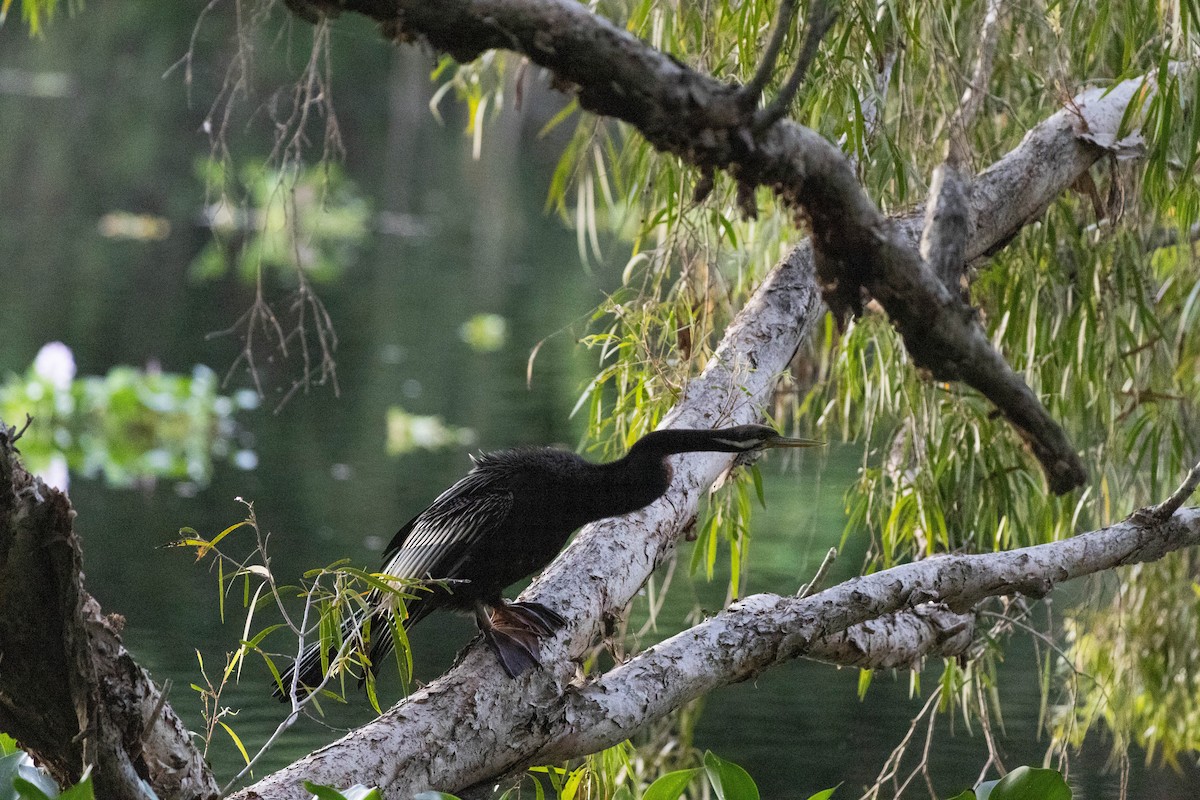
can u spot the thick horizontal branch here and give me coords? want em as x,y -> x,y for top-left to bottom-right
536,507 -> 1200,759
233,53 -> 1179,797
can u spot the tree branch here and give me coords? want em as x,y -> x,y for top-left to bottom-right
752,0 -> 838,132
734,0 -> 797,111
922,0 -> 1004,295
535,506 -> 1200,761
0,423 -> 219,800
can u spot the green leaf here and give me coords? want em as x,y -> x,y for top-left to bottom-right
305,783 -> 386,800
642,768 -> 702,800
560,766 -> 586,800
703,751 -> 760,800
947,792 -> 977,800
805,787 -> 840,800
55,772 -> 95,800
0,752 -> 59,800
304,783 -> 348,800
987,767 -> 1071,800
217,721 -> 251,767
10,776 -> 55,800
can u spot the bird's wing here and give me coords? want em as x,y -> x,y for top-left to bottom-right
380,471 -> 513,582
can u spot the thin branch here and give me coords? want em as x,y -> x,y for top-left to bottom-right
797,546 -> 837,597
753,0 -> 838,131
974,678 -> 1008,781
1140,458 -> 1200,522
861,688 -> 943,800
947,0 -> 1005,168
735,0 -> 798,110
923,0 -> 1004,293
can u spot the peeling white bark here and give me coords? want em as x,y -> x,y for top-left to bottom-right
535,508 -> 1200,760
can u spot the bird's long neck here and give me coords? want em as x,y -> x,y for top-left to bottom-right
625,428 -> 744,456
576,429 -> 723,522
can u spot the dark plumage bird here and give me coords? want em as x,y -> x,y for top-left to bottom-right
276,424 -> 818,698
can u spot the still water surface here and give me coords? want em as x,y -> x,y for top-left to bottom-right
1,9 -> 1197,799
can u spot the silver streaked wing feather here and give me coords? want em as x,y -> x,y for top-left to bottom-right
382,475 -> 512,581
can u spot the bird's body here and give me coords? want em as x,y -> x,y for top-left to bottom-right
389,444 -> 670,622
276,425 -> 819,698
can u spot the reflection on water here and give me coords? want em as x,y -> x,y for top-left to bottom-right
0,342 -> 257,492
193,163 -> 370,284
385,405 -> 477,454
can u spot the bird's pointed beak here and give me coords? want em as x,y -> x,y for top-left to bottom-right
768,435 -> 824,449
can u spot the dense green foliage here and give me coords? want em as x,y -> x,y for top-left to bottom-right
301,757 -> 1073,800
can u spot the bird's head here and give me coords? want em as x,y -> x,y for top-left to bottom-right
626,425 -> 823,459
705,424 -> 823,452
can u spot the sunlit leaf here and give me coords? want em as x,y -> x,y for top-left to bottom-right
703,751 -> 759,800
642,768 -> 701,800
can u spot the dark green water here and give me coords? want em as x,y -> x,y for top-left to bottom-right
2,6 -> 1198,798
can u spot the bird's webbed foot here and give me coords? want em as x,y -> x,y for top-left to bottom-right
474,600 -> 567,678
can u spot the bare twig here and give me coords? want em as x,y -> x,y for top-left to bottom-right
861,687 -> 943,800
974,678 -> 1008,782
797,546 -> 837,597
735,0 -> 798,110
1140,458 -> 1200,523
10,414 -> 32,443
753,0 -> 838,131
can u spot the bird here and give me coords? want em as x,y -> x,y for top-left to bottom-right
275,424 -> 820,698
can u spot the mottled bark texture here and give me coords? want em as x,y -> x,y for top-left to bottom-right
0,423 -> 219,800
